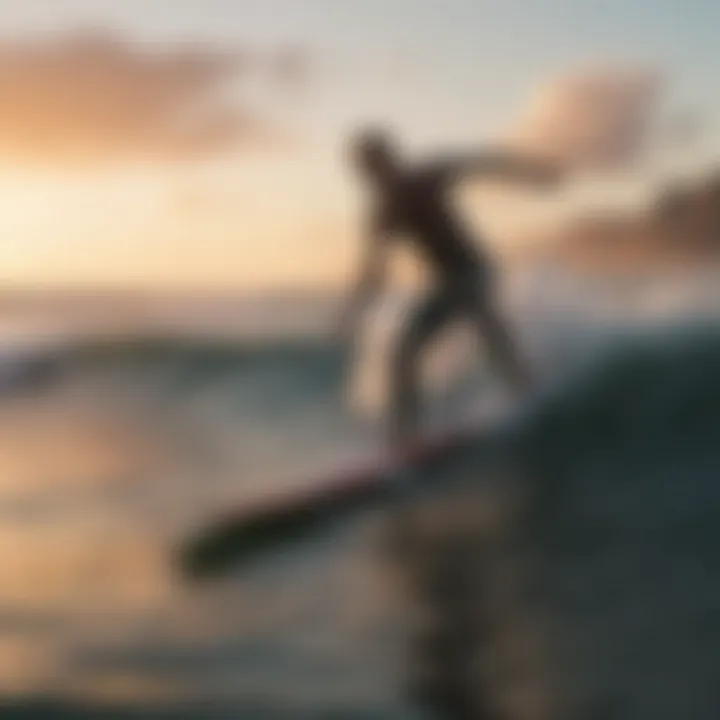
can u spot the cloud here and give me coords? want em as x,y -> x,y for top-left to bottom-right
510,67 -> 663,170
0,29 -> 298,168
547,166 -> 720,270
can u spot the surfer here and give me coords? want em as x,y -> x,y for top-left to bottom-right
338,128 -> 564,447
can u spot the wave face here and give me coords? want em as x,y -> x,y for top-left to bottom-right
396,321 -> 720,720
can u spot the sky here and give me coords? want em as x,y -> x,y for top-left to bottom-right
0,0 -> 717,290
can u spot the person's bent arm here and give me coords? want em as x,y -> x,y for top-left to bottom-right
337,224 -> 388,342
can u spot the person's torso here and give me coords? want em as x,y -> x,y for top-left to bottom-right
376,166 -> 484,277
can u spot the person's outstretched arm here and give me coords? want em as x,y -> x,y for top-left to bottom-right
439,149 -> 564,187
337,215 -> 389,343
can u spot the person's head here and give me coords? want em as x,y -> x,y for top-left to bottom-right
349,128 -> 399,184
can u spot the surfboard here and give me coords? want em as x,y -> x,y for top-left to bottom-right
177,406 -> 516,581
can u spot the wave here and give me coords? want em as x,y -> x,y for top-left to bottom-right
396,319 -> 720,720
519,318 -> 720,477
2,314 -> 720,717
0,335 -> 350,403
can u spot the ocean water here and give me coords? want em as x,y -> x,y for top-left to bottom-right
0,265 -> 718,718
394,315 -> 720,720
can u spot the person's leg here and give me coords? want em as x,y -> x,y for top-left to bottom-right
478,304 -> 533,395
389,289 -> 456,448
467,272 -> 533,396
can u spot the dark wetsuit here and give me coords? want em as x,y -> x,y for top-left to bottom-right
371,162 -> 521,441
374,163 -> 482,265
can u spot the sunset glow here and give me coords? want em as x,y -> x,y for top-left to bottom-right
0,0 -> 717,288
